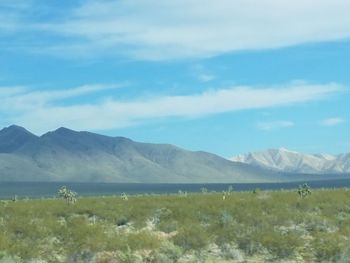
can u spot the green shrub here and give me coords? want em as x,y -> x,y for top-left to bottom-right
116,216 -> 129,226
1,189 -> 350,262
236,233 -> 263,256
0,252 -> 22,263
312,233 -> 348,262
255,230 -> 301,258
154,241 -> 182,263
117,247 -> 138,263
173,225 -> 209,251
126,230 -> 161,251
157,220 -> 178,233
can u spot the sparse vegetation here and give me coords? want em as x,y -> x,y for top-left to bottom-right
57,186 -> 77,204
0,188 -> 350,262
298,183 -> 312,198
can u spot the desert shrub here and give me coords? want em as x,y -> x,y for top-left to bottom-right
153,242 -> 182,263
116,216 -> 129,226
254,230 -> 301,258
304,215 -> 337,233
157,220 -> 178,233
220,244 -> 244,261
153,207 -> 173,229
126,230 -> 161,251
6,239 -> 40,260
214,223 -> 238,246
312,233 -> 348,262
0,252 -> 22,263
67,250 -> 94,263
210,210 -> 239,245
1,189 -> 350,262
173,225 -> 209,251
0,234 -> 9,250
64,216 -> 109,253
117,247 -> 138,263
236,233 -> 263,256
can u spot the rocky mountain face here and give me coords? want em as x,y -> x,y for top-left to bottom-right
231,148 -> 350,174
0,125 -> 284,183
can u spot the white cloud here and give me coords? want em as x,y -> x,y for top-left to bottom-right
257,121 -> 295,131
0,84 -> 124,111
34,0 -> 350,60
2,0 -> 350,60
17,83 -> 123,102
197,74 -> 216,83
0,82 -> 341,133
191,64 -> 216,82
320,117 -> 345,126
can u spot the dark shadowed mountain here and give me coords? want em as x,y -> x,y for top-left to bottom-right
0,125 -> 38,153
0,125 -> 349,183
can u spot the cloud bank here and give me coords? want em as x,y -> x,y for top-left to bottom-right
0,82 -> 341,133
2,0 -> 350,60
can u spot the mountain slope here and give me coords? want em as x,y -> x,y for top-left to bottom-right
230,148 -> 350,174
0,126 -> 287,183
0,125 -> 38,153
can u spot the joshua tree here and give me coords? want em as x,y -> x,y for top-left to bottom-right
252,188 -> 260,194
298,183 -> 312,198
121,192 -> 128,201
58,186 -> 77,204
178,190 -> 188,197
222,191 -> 227,200
200,187 -> 208,194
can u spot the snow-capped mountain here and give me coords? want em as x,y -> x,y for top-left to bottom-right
230,148 -> 350,174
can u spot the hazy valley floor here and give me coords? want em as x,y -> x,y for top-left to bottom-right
1,189 -> 350,262
2,179 -> 350,199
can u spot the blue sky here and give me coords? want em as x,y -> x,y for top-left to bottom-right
0,0 -> 349,157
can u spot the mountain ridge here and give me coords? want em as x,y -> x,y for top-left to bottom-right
1,125 -> 349,183
230,148 -> 350,174
0,125 -> 287,183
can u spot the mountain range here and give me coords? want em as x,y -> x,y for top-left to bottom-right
231,148 -> 350,174
0,125 -> 283,183
0,125 -> 349,183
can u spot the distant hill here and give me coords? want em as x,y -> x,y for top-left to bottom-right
231,148 -> 350,174
1,125 -> 349,183
0,125 -> 287,183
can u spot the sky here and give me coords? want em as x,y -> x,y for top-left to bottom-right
0,0 -> 349,158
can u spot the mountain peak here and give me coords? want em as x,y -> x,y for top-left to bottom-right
0,125 -> 33,135
0,125 -> 37,153
278,147 -> 294,152
266,148 -> 299,154
7,124 -> 23,129
54,127 -> 76,133
41,127 -> 78,138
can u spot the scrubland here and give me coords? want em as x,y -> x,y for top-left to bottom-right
1,188 -> 350,262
